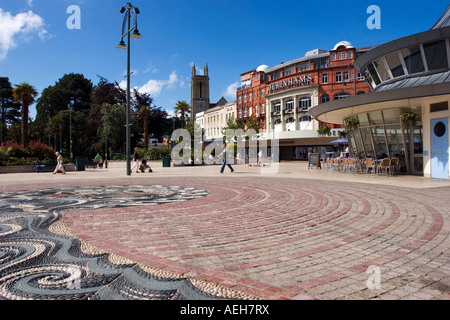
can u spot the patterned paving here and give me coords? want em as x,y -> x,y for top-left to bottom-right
64,177 -> 450,300
1,176 -> 449,300
0,185 -> 253,300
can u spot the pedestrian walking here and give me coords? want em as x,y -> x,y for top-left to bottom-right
219,143 -> 234,174
94,152 -> 101,169
257,149 -> 264,167
53,152 -> 66,174
131,147 -> 140,173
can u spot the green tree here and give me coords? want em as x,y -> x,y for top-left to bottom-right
174,100 -> 190,128
12,82 -> 38,147
99,103 -> 139,154
35,73 -> 94,152
0,77 -> 20,144
137,105 -> 152,149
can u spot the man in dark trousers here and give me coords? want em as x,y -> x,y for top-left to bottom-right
219,143 -> 234,174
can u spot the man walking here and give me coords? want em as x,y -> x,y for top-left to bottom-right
219,143 -> 234,174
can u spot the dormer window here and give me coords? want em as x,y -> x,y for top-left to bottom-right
338,52 -> 347,60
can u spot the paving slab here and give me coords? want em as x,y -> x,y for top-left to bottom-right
0,161 -> 449,300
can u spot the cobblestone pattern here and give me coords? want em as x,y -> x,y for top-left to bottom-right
0,185 -> 254,300
61,177 -> 450,300
1,176 -> 449,300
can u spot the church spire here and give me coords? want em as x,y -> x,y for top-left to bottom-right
204,63 -> 208,77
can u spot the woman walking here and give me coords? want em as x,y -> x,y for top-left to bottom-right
53,152 -> 66,174
131,147 -> 140,173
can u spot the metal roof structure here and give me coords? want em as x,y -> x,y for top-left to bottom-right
431,4 -> 450,29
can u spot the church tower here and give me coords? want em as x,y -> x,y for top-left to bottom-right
190,63 -> 210,121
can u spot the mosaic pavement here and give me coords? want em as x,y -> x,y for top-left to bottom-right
0,185 -> 253,300
1,175 -> 449,300
63,178 -> 450,300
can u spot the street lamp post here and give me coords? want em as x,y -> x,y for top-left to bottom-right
69,103 -> 73,162
117,2 -> 142,175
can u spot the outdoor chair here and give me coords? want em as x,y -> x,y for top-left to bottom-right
364,158 -> 377,174
322,157 -> 330,170
329,158 -> 341,172
343,158 -> 355,173
378,158 -> 391,175
389,157 -> 400,175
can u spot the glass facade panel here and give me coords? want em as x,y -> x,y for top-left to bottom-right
358,113 -> 369,127
385,125 -> 403,157
372,127 -> 388,158
402,45 -> 425,74
366,63 -> 381,85
382,109 -> 400,124
423,40 -> 448,70
360,127 -> 375,158
413,127 -> 423,155
373,58 -> 391,81
368,111 -> 383,126
350,129 -> 365,159
385,51 -> 405,77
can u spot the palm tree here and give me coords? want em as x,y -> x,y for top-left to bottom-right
137,105 -> 152,149
174,100 -> 190,128
13,82 -> 38,147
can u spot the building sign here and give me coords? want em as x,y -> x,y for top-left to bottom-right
268,75 -> 313,94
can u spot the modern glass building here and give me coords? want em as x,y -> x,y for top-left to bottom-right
310,6 -> 450,179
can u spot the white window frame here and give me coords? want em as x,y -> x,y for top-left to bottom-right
338,52 -> 347,60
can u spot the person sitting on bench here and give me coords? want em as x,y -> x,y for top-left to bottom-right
33,158 -> 46,172
139,159 -> 153,173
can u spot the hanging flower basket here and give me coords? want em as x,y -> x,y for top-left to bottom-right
344,117 -> 359,132
317,125 -> 331,136
400,112 -> 418,127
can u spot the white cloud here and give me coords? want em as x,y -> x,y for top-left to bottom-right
27,0 -> 34,7
120,70 -> 185,97
139,79 -> 166,97
224,81 -> 239,99
143,64 -> 158,74
0,9 -> 48,60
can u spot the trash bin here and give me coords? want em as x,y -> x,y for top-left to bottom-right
162,155 -> 170,168
75,157 -> 85,171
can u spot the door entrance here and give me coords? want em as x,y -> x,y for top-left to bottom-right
430,118 -> 449,179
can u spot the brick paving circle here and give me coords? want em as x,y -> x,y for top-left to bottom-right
63,176 -> 450,300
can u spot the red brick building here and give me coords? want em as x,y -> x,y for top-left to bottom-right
236,41 -> 372,160
236,64 -> 269,133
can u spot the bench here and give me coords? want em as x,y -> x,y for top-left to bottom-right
34,162 -> 57,172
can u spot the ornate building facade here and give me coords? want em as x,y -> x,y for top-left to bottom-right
236,41 -> 372,160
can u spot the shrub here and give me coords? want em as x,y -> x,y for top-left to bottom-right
0,140 -> 56,166
139,146 -> 172,161
2,141 -> 28,158
26,140 -> 55,162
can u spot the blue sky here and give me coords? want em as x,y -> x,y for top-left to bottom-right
0,0 -> 448,119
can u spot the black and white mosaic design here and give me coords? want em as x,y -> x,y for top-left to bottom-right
0,185 -> 242,300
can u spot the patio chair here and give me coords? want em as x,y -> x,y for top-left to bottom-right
364,158 -> 377,174
343,158 -> 356,173
378,158 -> 391,175
389,157 -> 400,175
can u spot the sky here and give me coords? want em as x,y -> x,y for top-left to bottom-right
0,0 -> 448,119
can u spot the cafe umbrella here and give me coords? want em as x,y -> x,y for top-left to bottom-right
329,138 -> 348,144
